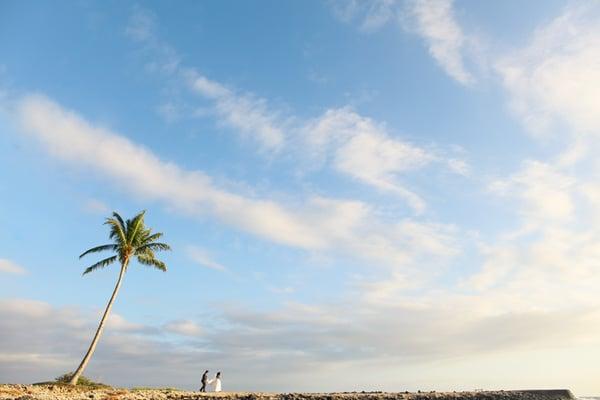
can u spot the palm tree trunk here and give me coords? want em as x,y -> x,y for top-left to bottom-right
69,262 -> 127,385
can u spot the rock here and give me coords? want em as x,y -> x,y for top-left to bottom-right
0,385 -> 576,400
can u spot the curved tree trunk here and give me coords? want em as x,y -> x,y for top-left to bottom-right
69,263 -> 127,385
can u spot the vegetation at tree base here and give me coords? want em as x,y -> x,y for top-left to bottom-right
68,211 -> 171,385
54,373 -> 109,388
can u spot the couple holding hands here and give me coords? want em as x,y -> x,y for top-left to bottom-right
200,370 -> 222,392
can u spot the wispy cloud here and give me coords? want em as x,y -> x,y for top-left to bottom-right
329,0 -> 397,32
186,246 -> 228,272
186,72 -> 288,152
461,1 -> 600,323
497,2 -> 600,141
0,259 -> 27,275
407,0 -> 474,85
329,0 -> 476,85
15,94 -> 459,269
476,3 -> 600,302
489,160 -> 575,224
304,108 -> 432,212
126,7 -> 287,152
125,6 -> 468,213
304,107 -> 469,213
82,198 -> 110,214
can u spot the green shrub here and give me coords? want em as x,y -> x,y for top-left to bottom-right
54,373 -> 109,387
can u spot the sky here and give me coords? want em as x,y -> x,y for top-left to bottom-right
1,0 -> 600,395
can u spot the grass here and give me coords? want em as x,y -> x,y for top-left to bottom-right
46,373 -> 111,388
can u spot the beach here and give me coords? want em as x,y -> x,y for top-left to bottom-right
0,385 -> 575,400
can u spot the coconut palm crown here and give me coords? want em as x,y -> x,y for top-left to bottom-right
80,210 -> 170,275
69,210 -> 170,385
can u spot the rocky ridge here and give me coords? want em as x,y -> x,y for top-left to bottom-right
0,386 -> 575,400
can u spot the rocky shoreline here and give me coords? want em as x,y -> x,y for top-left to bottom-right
0,386 -> 575,400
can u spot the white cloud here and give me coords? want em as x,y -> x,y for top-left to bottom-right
16,94 -> 318,250
186,72 -> 287,152
125,6 -> 469,213
329,0 -> 475,85
497,3 -> 600,138
335,131 -> 430,212
469,156 -> 600,315
186,246 -> 228,272
0,259 -> 27,275
477,4 -> 600,311
0,299 -> 203,388
489,160 -> 575,224
163,320 -> 203,337
4,296 -> 600,392
15,94 -> 458,269
329,0 -> 397,32
83,198 -> 109,214
126,8 -> 286,152
446,158 -> 470,176
407,0 -> 474,85
361,0 -> 398,31
304,107 -> 468,213
106,313 -> 149,333
463,246 -> 518,292
125,6 -> 180,74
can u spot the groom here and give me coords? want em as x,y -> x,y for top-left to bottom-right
200,370 -> 209,392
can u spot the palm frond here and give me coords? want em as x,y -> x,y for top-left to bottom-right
136,255 -> 167,272
82,211 -> 170,276
143,232 -> 163,243
136,242 -> 171,253
136,247 -> 155,260
112,212 -> 125,231
133,227 -> 152,247
126,210 -> 146,244
82,255 -> 117,275
104,218 -> 126,246
79,244 -> 117,259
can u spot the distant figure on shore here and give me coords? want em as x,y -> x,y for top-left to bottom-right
200,370 -> 209,392
209,372 -> 222,392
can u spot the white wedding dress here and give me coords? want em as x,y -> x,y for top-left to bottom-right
208,377 -> 222,392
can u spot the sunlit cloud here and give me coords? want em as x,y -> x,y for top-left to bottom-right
497,3 -> 600,140
186,246 -> 228,272
0,259 -> 27,275
15,93 -> 459,270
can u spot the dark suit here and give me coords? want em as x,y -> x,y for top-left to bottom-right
200,371 -> 209,392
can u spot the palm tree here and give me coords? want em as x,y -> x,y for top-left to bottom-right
69,210 -> 170,385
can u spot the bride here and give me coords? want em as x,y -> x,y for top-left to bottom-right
208,372 -> 222,392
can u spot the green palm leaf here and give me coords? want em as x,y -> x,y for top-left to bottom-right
112,212 -> 125,231
105,218 -> 126,246
82,256 -> 117,275
126,210 -> 146,244
137,255 -> 167,271
136,242 -> 171,253
79,244 -> 117,259
81,210 -> 169,275
143,232 -> 163,243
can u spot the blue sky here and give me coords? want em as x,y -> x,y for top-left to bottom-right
2,0 -> 600,395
